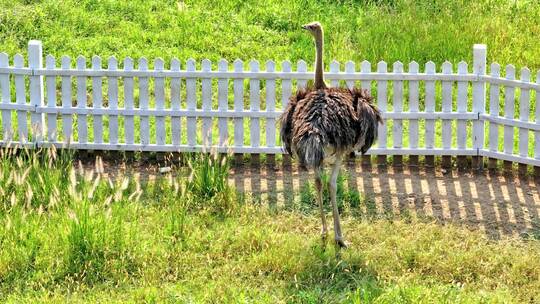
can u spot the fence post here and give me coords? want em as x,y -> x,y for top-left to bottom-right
28,40 -> 45,144
472,44 -> 487,169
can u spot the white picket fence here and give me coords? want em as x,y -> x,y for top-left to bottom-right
0,41 -> 539,167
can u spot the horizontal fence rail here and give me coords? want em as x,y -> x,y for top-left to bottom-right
0,41 -> 539,168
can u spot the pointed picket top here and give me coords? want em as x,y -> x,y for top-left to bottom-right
14,54 -> 24,67
442,61 -> 452,74
123,57 -> 133,68
108,56 -> 118,69
490,62 -> 500,76
76,55 -> 86,69
361,60 -> 371,72
233,59 -> 243,71
186,58 -> 196,71
393,61 -> 403,73
345,61 -> 355,73
0,53 -> 8,67
61,55 -> 71,68
425,61 -> 436,73
377,61 -> 387,72
458,61 -> 468,74
249,59 -> 259,72
520,67 -> 530,81
330,59 -> 340,69
138,57 -> 148,70
409,61 -> 419,73
45,54 -> 55,69
281,60 -> 291,72
171,58 -> 181,71
154,57 -> 165,71
297,60 -> 307,72
265,60 -> 275,72
201,58 -> 211,72
505,64 -> 515,78
186,58 -> 197,71
217,59 -> 228,72
91,55 -> 101,69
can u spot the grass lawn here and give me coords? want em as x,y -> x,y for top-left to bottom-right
1,1 -> 540,302
1,0 -> 540,69
1,148 -> 540,303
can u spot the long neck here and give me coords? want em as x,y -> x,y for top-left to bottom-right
314,30 -> 326,89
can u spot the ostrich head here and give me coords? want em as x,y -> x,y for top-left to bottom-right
302,22 -> 323,37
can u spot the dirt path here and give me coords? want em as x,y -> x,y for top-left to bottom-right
230,159 -> 540,239
82,156 -> 540,239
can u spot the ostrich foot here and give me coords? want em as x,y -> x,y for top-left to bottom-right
335,237 -> 348,249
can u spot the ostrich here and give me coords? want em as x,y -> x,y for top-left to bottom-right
280,22 -> 382,248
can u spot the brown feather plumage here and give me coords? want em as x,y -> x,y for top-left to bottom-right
279,85 -> 382,169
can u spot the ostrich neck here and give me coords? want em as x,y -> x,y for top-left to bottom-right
314,31 -> 326,89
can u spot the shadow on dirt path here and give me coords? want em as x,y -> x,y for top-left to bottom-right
230,159 -> 540,239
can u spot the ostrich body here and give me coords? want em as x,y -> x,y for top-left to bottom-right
280,22 -> 382,247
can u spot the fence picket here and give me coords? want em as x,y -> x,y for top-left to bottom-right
457,62 -> 468,150
201,59 -> 212,146
186,59 -> 197,146
108,57 -> 119,145
61,56 -> 72,142
377,61 -> 387,149
14,54 -> 27,142
518,68 -> 530,157
217,59 -> 228,146
345,61 -> 355,89
139,58 -> 150,146
266,60 -> 276,147
233,59 -> 244,147
281,61 -> 292,109
425,61 -> 436,149
472,45 -> 487,165
297,60 -> 307,88
124,57 -> 134,145
441,61 -> 452,150
76,56 -> 87,144
28,41 -> 44,141
45,55 -> 57,142
249,60 -> 260,148
0,53 -> 10,141
92,56 -> 103,144
504,65 -> 515,155
330,60 -> 339,87
408,61 -> 419,149
534,71 -> 540,159
361,60 -> 371,93
392,61 -> 403,149
154,58 -> 165,145
170,58 -> 181,146
489,63 -> 500,152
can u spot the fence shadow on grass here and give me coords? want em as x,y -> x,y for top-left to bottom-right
231,157 -> 540,240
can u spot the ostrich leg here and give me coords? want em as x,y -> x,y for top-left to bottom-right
329,155 -> 347,248
315,168 -> 327,242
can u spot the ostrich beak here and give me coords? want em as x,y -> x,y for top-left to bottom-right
301,24 -> 309,30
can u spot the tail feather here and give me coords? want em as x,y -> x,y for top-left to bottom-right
296,134 -> 325,169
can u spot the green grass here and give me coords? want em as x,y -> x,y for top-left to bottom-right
1,148 -> 540,303
1,0 -> 540,69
